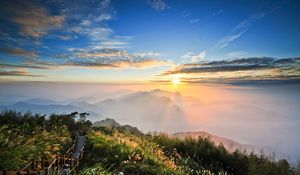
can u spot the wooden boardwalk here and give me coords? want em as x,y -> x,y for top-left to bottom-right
1,135 -> 86,175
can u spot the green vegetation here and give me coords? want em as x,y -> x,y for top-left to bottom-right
81,127 -> 299,175
1,110 -> 299,175
151,134 -> 296,175
0,110 -> 92,170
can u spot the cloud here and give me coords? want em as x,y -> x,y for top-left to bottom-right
58,35 -> 73,41
65,58 -> 171,69
0,70 -> 42,77
95,14 -> 113,22
0,49 -> 167,71
1,0 -> 65,38
56,48 -> 172,69
182,10 -> 191,17
215,31 -> 245,49
58,49 -> 160,59
87,28 -> 114,41
159,57 -> 300,83
147,0 -> 167,11
182,51 -> 206,63
189,19 -> 199,24
213,1 -> 283,49
0,63 -> 50,70
212,9 -> 223,16
0,47 -> 38,58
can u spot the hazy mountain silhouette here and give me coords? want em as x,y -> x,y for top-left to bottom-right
1,102 -> 99,119
92,90 -> 188,132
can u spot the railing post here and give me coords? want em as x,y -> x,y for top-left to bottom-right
60,156 -> 63,170
31,158 -> 34,170
45,166 -> 48,175
2,170 -> 6,175
41,159 -> 44,169
55,156 -> 59,173
69,158 -> 72,168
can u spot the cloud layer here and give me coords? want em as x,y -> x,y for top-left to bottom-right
158,57 -> 300,83
0,0 -> 65,38
61,49 -> 172,69
0,70 -> 42,77
0,47 -> 38,58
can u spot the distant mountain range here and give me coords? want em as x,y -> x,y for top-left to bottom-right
1,101 -> 85,114
0,89 -> 189,131
0,90 -> 275,155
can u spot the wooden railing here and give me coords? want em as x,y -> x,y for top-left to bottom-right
1,136 -> 86,175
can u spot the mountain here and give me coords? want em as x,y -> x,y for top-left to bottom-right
93,90 -> 188,132
3,102 -> 99,118
93,118 -> 143,136
21,98 -> 61,105
94,98 -> 119,110
172,131 -> 260,153
0,89 -> 196,132
93,118 -> 120,128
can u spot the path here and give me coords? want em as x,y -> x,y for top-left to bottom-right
71,135 -> 86,159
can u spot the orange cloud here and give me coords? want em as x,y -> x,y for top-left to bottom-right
7,1 -> 65,38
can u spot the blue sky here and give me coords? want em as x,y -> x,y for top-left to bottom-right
0,0 -> 299,83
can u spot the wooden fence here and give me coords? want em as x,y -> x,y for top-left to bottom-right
1,136 -> 85,175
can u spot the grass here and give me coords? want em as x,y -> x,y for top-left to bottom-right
80,127 -> 223,175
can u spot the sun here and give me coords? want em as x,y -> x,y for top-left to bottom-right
172,76 -> 181,85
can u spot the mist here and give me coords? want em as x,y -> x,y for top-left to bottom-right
1,81 -> 300,161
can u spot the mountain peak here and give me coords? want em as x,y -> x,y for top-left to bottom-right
93,118 -> 120,128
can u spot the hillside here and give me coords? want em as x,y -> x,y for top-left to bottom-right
81,126 -> 298,175
0,111 -> 299,175
172,131 -> 260,153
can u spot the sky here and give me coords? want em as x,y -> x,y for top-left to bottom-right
0,0 -> 300,160
0,0 -> 299,83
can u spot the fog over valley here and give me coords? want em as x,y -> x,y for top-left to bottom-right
1,82 -> 299,161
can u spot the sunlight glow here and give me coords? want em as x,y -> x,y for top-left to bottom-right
172,76 -> 181,85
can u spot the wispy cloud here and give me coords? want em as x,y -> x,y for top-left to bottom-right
147,0 -> 167,11
0,63 -> 50,70
0,47 -> 38,58
213,2 -> 283,50
0,70 -> 42,77
212,9 -> 223,16
58,35 -> 73,41
189,19 -> 199,24
158,57 -> 300,83
182,51 -> 206,63
65,0 -> 130,50
182,10 -> 191,17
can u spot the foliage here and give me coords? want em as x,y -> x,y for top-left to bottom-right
81,128 -> 297,175
1,110 -> 298,175
79,163 -> 112,175
80,127 -> 224,175
151,134 -> 296,175
0,110 -> 92,170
